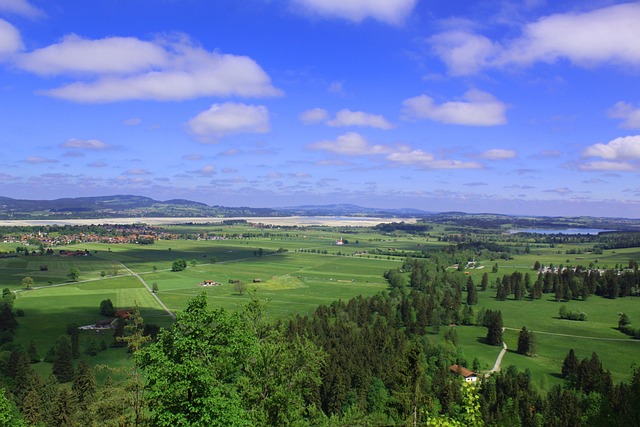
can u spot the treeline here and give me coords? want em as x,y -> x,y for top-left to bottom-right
493,267 -> 640,301
373,222 -> 433,234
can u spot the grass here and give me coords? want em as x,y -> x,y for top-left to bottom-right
1,223 -> 639,389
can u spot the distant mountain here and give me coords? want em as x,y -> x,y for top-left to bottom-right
0,195 -> 279,219
1,196 -> 639,231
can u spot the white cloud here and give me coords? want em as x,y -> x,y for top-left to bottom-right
18,35 -> 168,75
123,118 -> 143,126
0,19 -> 22,56
480,148 -> 516,160
386,150 -> 483,169
0,0 -> 44,19
578,161 -> 635,172
430,3 -> 640,75
402,89 -> 507,126
187,102 -> 270,138
308,133 -> 483,170
608,102 -> 640,129
124,168 -> 151,176
328,109 -> 393,129
194,165 -> 216,176
24,156 -> 58,163
17,34 -> 282,102
499,3 -> 640,68
582,135 -> 640,160
429,31 -> 498,76
299,108 -> 329,124
291,0 -> 417,25
307,132 -> 390,155
62,138 -> 110,150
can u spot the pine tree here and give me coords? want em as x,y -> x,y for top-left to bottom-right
466,277 -> 478,306
21,389 -> 43,426
480,272 -> 488,291
53,387 -> 76,427
72,359 -> 96,409
485,310 -> 503,346
27,340 -> 40,363
52,336 -> 74,383
562,349 -> 579,380
517,326 -> 535,356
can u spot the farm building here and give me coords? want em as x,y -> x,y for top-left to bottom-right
449,364 -> 478,383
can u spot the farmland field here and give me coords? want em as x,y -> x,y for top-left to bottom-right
1,220 -> 639,392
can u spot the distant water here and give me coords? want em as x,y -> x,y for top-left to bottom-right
509,228 -> 612,235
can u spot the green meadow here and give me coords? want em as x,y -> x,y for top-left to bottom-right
1,223 -> 639,388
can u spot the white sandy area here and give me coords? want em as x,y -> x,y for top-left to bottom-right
0,216 -> 417,227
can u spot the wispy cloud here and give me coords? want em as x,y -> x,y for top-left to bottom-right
62,138 -> 110,150
327,109 -> 393,129
23,156 -> 58,163
299,108 -> 329,124
307,132 -> 391,155
402,89 -> 507,126
608,102 -> 640,129
479,148 -> 516,160
0,0 -> 45,19
0,19 -> 23,56
308,132 -> 484,170
290,0 -> 417,25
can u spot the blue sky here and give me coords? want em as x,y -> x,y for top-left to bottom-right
1,0 -> 640,217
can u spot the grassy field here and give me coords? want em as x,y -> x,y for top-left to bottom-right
1,223 -> 639,389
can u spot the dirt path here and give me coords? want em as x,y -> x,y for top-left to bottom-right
486,331 -> 508,377
114,261 -> 176,319
503,327 -> 640,342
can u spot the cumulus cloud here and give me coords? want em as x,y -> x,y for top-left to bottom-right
299,108 -> 329,124
430,3 -> 640,75
307,132 -> 391,155
582,135 -> 640,160
290,0 -> 417,25
479,148 -> 517,160
0,0 -> 44,19
429,31 -> 498,76
16,34 -> 282,102
328,109 -> 393,129
62,138 -> 110,150
498,3 -> 640,68
608,102 -> 640,129
187,102 -> 270,139
0,19 -> 23,56
402,89 -> 507,126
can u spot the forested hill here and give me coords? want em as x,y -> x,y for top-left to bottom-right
0,195 -> 279,219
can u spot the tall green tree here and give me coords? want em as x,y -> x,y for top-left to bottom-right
52,336 -> 74,383
517,326 -> 535,356
72,359 -> 97,410
66,267 -> 80,282
137,294 -> 254,426
466,277 -> 478,306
